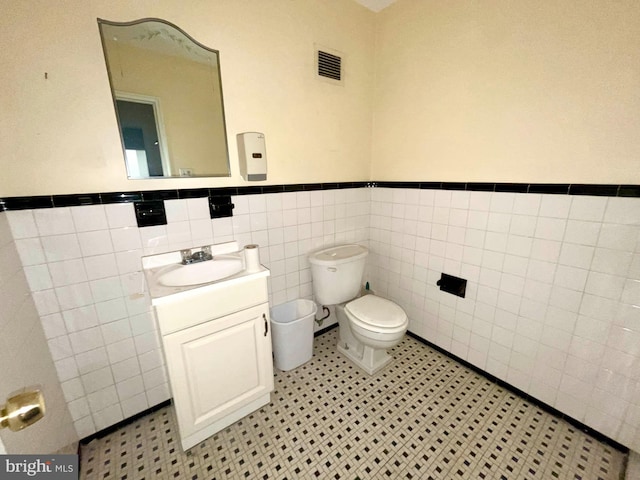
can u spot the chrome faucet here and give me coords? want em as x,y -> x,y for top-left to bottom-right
180,246 -> 213,265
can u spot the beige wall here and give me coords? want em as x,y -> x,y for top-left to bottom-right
372,0 -> 640,183
2,0 -> 639,194
0,0 -> 374,196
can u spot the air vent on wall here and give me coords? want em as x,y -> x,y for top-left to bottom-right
316,48 -> 343,85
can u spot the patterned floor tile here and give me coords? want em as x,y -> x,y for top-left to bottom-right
79,330 -> 627,480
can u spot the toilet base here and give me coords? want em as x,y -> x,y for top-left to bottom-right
337,343 -> 393,375
335,302 -> 398,375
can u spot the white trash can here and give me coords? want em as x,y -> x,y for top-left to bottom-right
270,299 -> 317,371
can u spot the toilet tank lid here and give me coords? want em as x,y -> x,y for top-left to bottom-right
308,244 -> 368,266
346,295 -> 407,328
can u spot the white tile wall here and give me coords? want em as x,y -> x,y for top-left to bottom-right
0,212 -> 77,453
3,189 -> 369,439
367,187 -> 640,452
6,204 -> 164,439
5,187 -> 640,452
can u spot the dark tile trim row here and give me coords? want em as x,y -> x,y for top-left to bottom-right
0,182 -> 373,212
406,331 -> 629,454
2,181 -> 640,212
314,322 -> 339,338
371,181 -> 637,197
79,399 -> 172,445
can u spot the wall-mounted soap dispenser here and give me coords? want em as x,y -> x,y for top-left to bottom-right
237,132 -> 267,181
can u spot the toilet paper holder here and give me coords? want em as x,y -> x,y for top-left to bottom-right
436,273 -> 467,298
0,389 -> 46,431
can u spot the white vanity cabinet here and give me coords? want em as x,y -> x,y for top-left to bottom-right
151,273 -> 273,451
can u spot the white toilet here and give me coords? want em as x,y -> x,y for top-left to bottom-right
309,244 -> 408,374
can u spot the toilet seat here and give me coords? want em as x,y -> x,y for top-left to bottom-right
345,295 -> 407,330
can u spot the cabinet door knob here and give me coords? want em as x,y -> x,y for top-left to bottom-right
263,313 -> 269,336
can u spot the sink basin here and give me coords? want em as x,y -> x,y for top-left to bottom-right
157,259 -> 243,287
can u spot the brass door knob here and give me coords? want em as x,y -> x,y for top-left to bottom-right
0,390 -> 45,431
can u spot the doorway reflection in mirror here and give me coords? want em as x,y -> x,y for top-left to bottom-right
98,18 -> 231,179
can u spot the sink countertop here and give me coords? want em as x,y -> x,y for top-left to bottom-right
142,241 -> 270,305
144,264 -> 270,305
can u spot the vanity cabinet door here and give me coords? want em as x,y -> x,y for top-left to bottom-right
163,302 -> 273,440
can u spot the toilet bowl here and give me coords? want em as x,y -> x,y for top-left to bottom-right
309,244 -> 408,374
338,294 -> 408,374
347,295 -> 408,348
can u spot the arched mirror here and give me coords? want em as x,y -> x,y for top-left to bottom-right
98,18 -> 231,178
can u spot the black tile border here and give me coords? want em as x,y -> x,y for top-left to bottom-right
79,399 -> 172,446
100,191 -> 143,204
140,190 -> 179,201
53,193 -> 102,207
619,185 -> 640,197
178,188 -> 210,199
442,182 -> 466,191
527,183 -> 570,195
370,181 -> 640,199
0,183 -> 370,212
569,184 -> 619,196
1,195 -> 55,210
376,181 -> 422,189
406,331 -> 629,454
2,181 -> 640,212
494,183 -> 529,193
314,322 -> 339,338
465,182 -> 494,192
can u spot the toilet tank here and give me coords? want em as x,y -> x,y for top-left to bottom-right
308,244 -> 368,305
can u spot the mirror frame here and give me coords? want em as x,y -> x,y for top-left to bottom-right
97,17 -> 231,179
